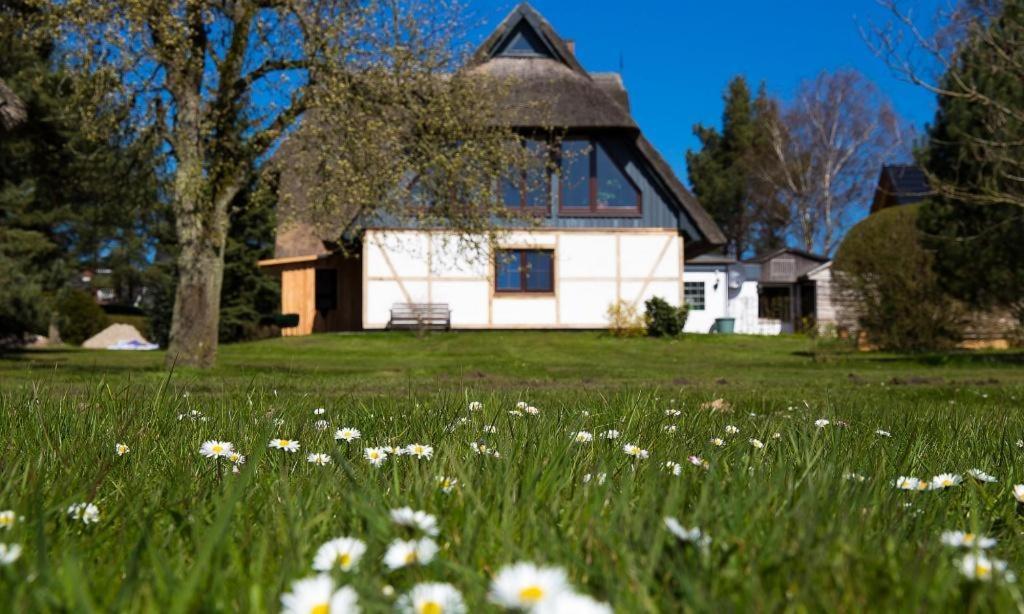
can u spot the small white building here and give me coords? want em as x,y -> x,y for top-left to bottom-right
682,254 -> 765,334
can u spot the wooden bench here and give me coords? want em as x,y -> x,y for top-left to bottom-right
388,303 -> 451,331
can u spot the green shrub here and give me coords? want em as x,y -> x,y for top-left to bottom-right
644,296 -> 688,337
833,204 -> 963,351
55,289 -> 109,345
0,255 -> 48,342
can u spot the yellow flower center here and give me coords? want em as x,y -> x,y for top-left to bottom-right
212,445 -> 223,453
964,533 -> 975,544
519,586 -> 544,603
404,551 -> 418,564
976,563 -> 992,578
279,440 -> 290,446
338,553 -> 351,568
311,603 -> 329,614
418,601 -> 443,614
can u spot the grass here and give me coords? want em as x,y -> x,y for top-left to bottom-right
1,332 -> 1024,611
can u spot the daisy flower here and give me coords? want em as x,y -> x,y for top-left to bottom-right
582,473 -> 607,485
749,438 -> 765,449
0,511 -> 15,529
334,428 -> 361,443
710,437 -> 725,447
967,469 -> 998,483
876,429 -> 892,437
725,425 -> 739,435
437,475 -> 458,494
280,574 -> 359,614
67,502 -> 100,525
200,440 -> 234,458
364,447 -> 388,466
663,461 -> 682,476
665,409 -> 682,417
269,438 -> 300,452
508,410 -> 524,417
515,401 -> 528,410
524,406 -> 540,415
958,553 -> 1011,582
572,431 -> 593,444
814,419 -> 829,428
663,425 -> 677,433
1012,484 -> 1024,503
488,562 -> 571,609
307,453 -> 332,466
533,592 -> 612,614
383,538 -> 438,570
600,430 -> 620,440
312,537 -> 367,572
0,543 -> 21,566
406,443 -> 434,459
468,401 -> 483,412
688,455 -> 709,469
843,472 -> 867,482
663,517 -> 711,547
314,420 -> 330,431
313,407 -> 326,415
227,451 -> 245,465
894,476 -> 922,490
622,443 -> 649,459
931,473 -> 963,490
940,531 -> 996,549
115,443 -> 130,456
482,425 -> 497,434
396,582 -> 466,614
389,507 -> 439,536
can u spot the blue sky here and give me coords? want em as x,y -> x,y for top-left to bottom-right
471,1 -> 941,183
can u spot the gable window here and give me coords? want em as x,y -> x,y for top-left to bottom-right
559,139 -> 640,215
496,22 -> 550,58
684,281 -> 705,311
495,249 -> 554,293
502,139 -> 550,210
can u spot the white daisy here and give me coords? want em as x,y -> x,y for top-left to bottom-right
582,473 -> 607,485
894,476 -> 922,490
622,444 -> 649,459
876,429 -> 892,437
508,410 -> 524,417
437,475 -> 458,494
665,409 -> 682,417
931,473 -> 963,490
312,537 -> 367,572
488,562 -> 572,609
688,455 -> 709,469
468,401 -> 483,412
843,472 -> 867,482
940,531 -> 997,549
307,453 -> 332,466
314,420 -> 330,431
573,431 -> 594,444
67,502 -> 100,525
482,425 -> 498,434
601,430 -> 620,440
524,406 -> 540,415
958,553 -> 1010,582
269,438 -> 300,452
280,574 -> 359,614
334,428 -> 361,443
396,582 -> 466,614
663,517 -> 711,547
814,419 -> 829,428
663,461 -> 682,476
382,538 -> 438,570
364,447 -> 388,466
710,437 -> 725,447
227,451 -> 246,465
725,425 -> 739,435
749,438 -> 764,449
663,425 -> 677,433
968,469 -> 998,483
533,592 -> 612,614
515,401 -> 528,410
199,440 -> 234,458
0,543 -> 21,566
1012,484 -> 1024,503
0,511 -> 15,529
389,507 -> 439,536
406,443 -> 434,459
313,407 -> 326,415
115,443 -> 130,456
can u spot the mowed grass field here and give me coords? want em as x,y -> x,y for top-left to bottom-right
2,332 -> 1024,611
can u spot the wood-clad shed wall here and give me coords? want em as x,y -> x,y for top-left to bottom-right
280,263 -> 315,336
275,255 -> 362,336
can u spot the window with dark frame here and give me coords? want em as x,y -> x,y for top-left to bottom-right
559,139 -> 640,214
502,139 -> 550,210
683,281 -> 705,311
495,249 -> 554,293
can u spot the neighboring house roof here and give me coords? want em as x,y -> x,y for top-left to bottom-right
870,164 -> 933,213
746,247 -> 829,265
0,78 -> 27,131
686,253 -> 738,266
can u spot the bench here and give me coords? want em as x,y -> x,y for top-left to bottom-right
388,303 -> 451,331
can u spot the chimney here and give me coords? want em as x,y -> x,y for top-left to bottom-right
566,39 -> 575,54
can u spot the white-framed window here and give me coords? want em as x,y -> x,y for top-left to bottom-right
684,281 -> 705,311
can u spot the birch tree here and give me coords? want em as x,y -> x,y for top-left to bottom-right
18,0 -> 530,367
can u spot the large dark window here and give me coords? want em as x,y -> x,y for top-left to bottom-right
559,139 -> 640,214
502,139 -> 550,210
315,268 -> 338,312
495,249 -> 554,293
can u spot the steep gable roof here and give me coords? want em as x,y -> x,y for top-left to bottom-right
472,3 -> 587,74
870,164 -> 933,213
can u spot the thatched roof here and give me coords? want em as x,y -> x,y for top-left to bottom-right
0,78 -> 27,130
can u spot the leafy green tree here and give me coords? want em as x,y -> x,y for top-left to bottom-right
917,3 -> 1024,324
687,77 -> 784,257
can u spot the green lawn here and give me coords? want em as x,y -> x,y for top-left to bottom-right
2,332 -> 1024,611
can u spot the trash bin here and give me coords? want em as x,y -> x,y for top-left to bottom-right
714,317 -> 735,334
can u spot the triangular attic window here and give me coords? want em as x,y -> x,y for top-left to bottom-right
495,21 -> 552,58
